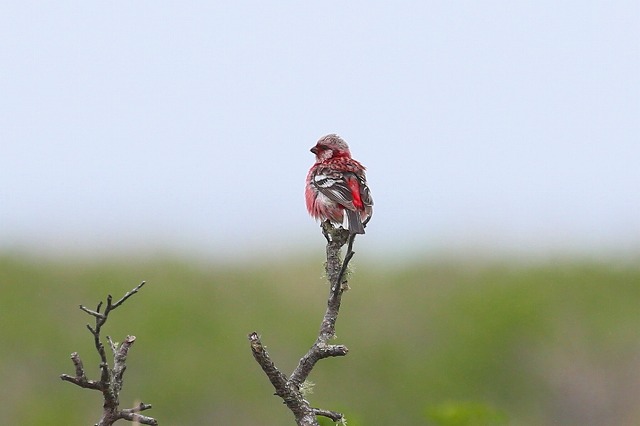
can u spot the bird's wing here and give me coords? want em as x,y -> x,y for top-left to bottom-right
311,169 -> 358,211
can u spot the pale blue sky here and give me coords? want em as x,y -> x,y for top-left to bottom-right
1,1 -> 638,258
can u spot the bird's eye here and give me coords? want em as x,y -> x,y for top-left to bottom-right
317,144 -> 328,150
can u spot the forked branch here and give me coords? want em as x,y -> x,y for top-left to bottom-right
60,282 -> 157,426
249,220 -> 362,425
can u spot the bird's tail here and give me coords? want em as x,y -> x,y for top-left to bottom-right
345,209 -> 365,234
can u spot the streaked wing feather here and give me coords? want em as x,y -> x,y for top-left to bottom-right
312,171 -> 356,210
359,175 -> 373,207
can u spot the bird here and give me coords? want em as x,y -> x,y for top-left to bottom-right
305,134 -> 373,234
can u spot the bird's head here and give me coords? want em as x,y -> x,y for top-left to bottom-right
310,134 -> 352,162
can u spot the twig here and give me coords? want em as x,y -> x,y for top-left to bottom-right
60,282 -> 157,426
249,220 -> 364,425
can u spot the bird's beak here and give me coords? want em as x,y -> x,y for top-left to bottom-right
310,146 -> 318,154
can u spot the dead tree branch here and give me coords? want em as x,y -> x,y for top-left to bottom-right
61,281 -> 157,426
249,220 -> 362,425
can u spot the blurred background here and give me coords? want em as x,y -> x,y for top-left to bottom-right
1,1 -> 638,425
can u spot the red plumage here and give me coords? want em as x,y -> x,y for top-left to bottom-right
305,134 -> 373,234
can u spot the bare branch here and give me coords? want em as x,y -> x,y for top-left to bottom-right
71,352 -> 87,380
60,352 -> 104,391
313,408 -> 345,422
60,282 -> 157,426
118,411 -> 158,426
120,402 -> 154,415
250,220 -> 364,425
110,281 -> 148,310
107,335 -> 118,356
248,332 -> 288,391
249,332 -> 320,424
80,305 -> 105,319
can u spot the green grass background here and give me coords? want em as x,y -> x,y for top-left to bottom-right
1,251 -> 638,425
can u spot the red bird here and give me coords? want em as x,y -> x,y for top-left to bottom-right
305,134 -> 373,234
